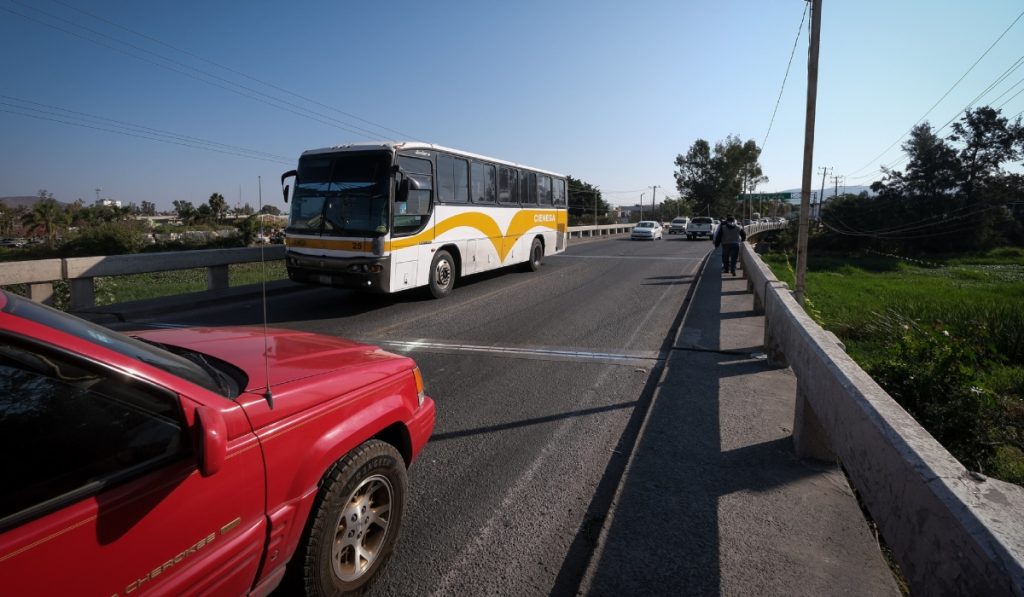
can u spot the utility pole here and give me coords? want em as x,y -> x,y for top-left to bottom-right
816,166 -> 832,229
795,0 -> 822,306
831,174 -> 844,200
639,192 -> 645,222
649,186 -> 660,221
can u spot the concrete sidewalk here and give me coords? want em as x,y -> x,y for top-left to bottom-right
580,250 -> 901,596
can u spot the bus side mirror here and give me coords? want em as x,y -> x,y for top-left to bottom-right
397,179 -> 409,202
281,169 -> 297,204
398,176 -> 421,202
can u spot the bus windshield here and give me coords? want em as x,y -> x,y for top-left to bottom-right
289,152 -> 391,237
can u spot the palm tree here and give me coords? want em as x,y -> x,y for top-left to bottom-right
208,193 -> 227,222
21,197 -> 65,248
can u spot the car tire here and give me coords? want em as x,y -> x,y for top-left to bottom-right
524,238 -> 543,272
294,440 -> 408,597
428,250 -> 455,299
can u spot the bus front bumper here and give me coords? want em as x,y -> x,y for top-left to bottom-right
286,252 -> 390,293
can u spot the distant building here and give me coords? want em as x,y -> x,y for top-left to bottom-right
615,204 -> 648,222
98,199 -> 122,208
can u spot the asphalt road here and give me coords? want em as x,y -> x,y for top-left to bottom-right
131,234 -> 714,595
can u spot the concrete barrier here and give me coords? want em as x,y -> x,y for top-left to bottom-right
741,243 -> 1024,595
0,246 -> 285,310
568,224 -> 634,238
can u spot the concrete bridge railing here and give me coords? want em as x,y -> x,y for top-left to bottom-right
568,223 -> 634,238
0,246 -> 286,310
0,223 -> 785,309
740,242 -> 1024,595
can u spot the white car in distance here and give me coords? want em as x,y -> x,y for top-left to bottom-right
631,220 -> 663,240
668,217 -> 689,234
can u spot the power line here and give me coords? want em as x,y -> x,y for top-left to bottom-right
846,9 -> 1024,177
1,2 -> 404,142
845,53 -> 1024,183
44,0 -> 420,142
0,95 -> 292,161
762,2 -> 808,153
822,206 -> 998,240
0,99 -> 293,164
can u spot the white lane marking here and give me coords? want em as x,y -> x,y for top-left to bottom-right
369,339 -> 664,366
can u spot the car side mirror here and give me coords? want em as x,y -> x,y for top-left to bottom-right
195,406 -> 227,477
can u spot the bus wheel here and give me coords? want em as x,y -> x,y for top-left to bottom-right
524,238 -> 544,272
429,250 -> 455,298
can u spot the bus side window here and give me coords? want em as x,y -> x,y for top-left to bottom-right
521,171 -> 536,205
498,167 -> 516,205
438,154 -> 469,204
395,155 -> 433,235
472,161 -> 496,203
539,176 -> 552,205
553,178 -> 566,207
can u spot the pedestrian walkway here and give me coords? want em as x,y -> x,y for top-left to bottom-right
580,251 -> 901,596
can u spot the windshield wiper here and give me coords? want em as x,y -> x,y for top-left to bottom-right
133,337 -> 234,397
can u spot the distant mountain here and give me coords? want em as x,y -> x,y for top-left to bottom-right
0,196 -> 70,209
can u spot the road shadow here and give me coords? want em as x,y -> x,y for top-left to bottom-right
565,253 -> 836,596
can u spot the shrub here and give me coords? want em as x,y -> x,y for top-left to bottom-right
60,222 -> 147,257
862,312 -> 1010,473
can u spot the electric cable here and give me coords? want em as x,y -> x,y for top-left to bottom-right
1,2 -> 395,141
0,106 -> 293,164
44,0 -> 421,142
846,8 -> 1024,177
761,2 -> 808,153
0,95 -> 292,161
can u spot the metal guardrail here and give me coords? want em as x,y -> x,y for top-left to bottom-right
740,243 -> 1024,595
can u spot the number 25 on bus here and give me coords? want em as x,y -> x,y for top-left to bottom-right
281,142 -> 568,298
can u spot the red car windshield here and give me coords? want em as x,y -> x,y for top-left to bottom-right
1,291 -> 228,396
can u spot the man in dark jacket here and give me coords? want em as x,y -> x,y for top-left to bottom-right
713,215 -> 746,276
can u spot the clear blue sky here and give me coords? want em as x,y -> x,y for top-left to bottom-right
2,0 -> 1022,211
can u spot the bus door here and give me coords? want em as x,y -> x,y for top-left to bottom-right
394,155 -> 435,288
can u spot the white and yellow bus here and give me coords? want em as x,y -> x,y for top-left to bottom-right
280,142 -> 568,298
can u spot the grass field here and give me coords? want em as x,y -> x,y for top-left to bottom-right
762,249 -> 1024,485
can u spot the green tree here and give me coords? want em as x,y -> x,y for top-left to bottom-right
656,197 -> 693,222
949,107 -> 1023,202
140,200 -> 157,216
258,204 -> 282,216
172,200 -> 196,224
0,202 -> 19,236
674,136 -> 766,217
21,191 -> 65,248
236,215 -> 260,245
238,202 -> 255,216
567,175 -> 611,225
195,203 -> 214,224
208,193 -> 228,221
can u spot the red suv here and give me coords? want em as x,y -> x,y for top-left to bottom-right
0,290 -> 434,596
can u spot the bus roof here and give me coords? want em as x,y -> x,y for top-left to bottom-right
300,142 -> 566,178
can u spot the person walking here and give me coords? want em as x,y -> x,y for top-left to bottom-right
713,215 -> 746,276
